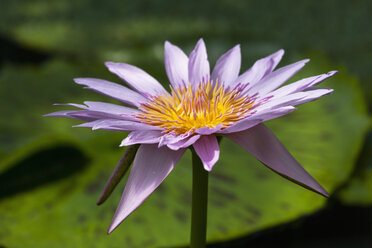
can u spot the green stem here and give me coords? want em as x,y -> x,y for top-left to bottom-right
190,149 -> 209,248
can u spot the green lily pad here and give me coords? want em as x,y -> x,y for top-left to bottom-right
0,53 -> 369,248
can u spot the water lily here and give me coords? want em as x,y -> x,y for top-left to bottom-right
46,39 -> 336,234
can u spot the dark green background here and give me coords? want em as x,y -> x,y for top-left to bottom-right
0,0 -> 371,247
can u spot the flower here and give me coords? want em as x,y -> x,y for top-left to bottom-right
46,39 -> 337,233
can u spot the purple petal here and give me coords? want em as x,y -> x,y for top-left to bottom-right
74,78 -> 147,107
211,45 -> 241,85
195,124 -> 223,135
84,101 -> 139,115
157,132 -> 201,150
247,59 -> 309,96
193,135 -> 220,171
188,39 -> 210,86
257,88 -> 333,110
270,71 -> 337,98
120,130 -> 163,146
44,110 -> 88,120
219,106 -> 296,134
105,62 -> 166,97
167,135 -> 201,150
225,124 -> 328,197
232,49 -> 284,88
164,41 -> 189,89
97,145 -> 139,205
108,144 -> 186,233
54,103 -> 87,109
75,119 -> 162,132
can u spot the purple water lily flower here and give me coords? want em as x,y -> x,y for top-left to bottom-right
46,39 -> 337,233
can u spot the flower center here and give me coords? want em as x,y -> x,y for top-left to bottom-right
135,81 -> 258,135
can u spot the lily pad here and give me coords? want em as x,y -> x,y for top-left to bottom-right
337,130 -> 372,205
0,54 -> 369,248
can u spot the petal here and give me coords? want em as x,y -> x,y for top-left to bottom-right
75,119 -> 162,131
188,39 -> 210,86
195,124 -> 223,135
69,110 -> 132,121
74,78 -> 147,107
97,145 -> 139,205
225,124 -> 328,197
164,41 -> 189,89
270,71 -> 337,99
157,132 -> 201,150
105,62 -> 167,97
193,135 -> 220,171
247,59 -> 309,96
256,88 -> 333,110
43,110 -> 89,120
167,135 -> 201,150
219,106 -> 296,134
120,130 -> 163,146
232,49 -> 284,88
211,45 -> 241,85
108,144 -> 186,233
84,101 -> 139,115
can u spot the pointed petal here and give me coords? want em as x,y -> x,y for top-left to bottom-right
105,62 -> 167,97
108,144 -> 186,233
44,110 -> 88,120
97,145 -> 140,205
164,41 -> 189,88
225,124 -> 328,197
270,71 -> 337,98
93,120 -> 162,131
256,88 -> 333,110
84,101 -> 139,115
219,106 -> 296,134
74,78 -> 147,107
193,135 -> 220,171
211,45 -> 241,85
120,130 -> 163,146
74,119 -> 162,131
232,49 -> 284,88
188,39 -> 210,86
247,59 -> 309,96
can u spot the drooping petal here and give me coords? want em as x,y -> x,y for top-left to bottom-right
211,45 -> 241,86
97,144 -> 140,205
74,78 -> 147,107
270,71 -> 337,99
193,135 -> 220,171
105,62 -> 167,97
225,124 -> 328,197
164,41 -> 189,88
247,59 -> 309,96
219,106 -> 296,134
188,38 -> 210,86
108,144 -> 186,233
232,49 -> 284,88
120,130 -> 163,146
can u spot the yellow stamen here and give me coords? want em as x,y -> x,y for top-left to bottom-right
136,81 -> 257,135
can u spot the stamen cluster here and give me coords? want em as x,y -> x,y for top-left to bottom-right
136,81 -> 258,135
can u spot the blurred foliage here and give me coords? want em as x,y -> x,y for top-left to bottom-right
0,0 -> 371,247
